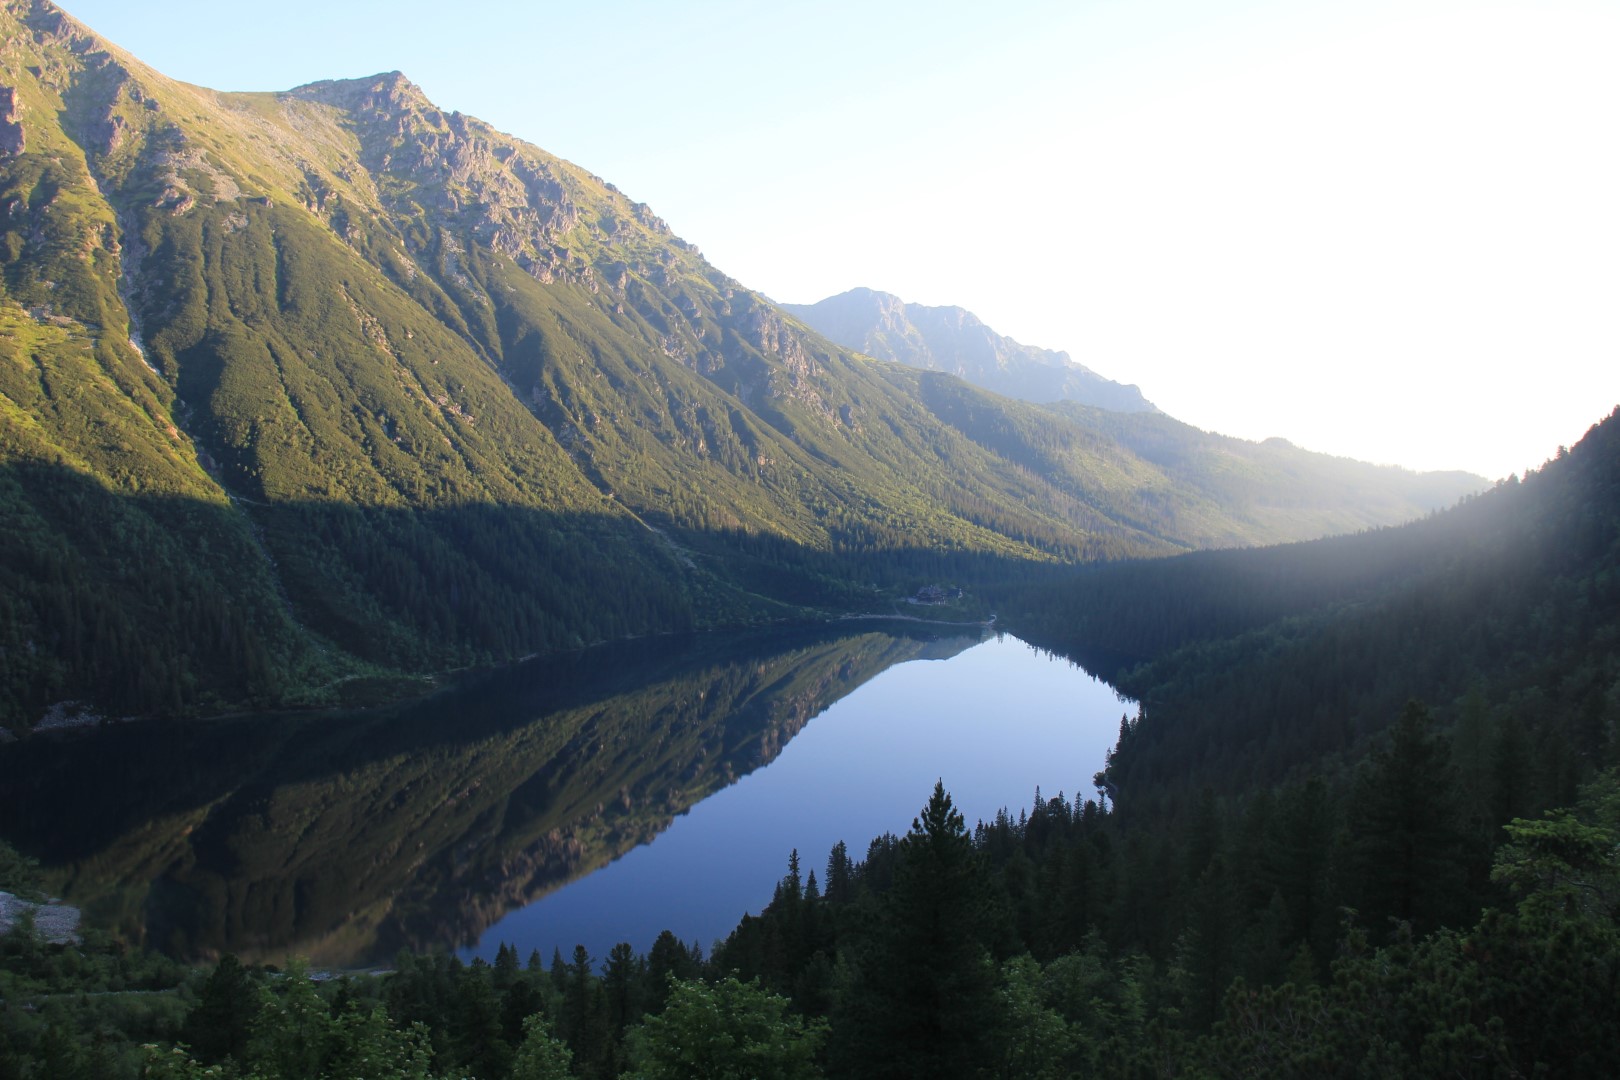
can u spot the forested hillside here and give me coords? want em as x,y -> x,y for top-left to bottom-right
1017,404 -> 1620,822
0,0 -> 1479,726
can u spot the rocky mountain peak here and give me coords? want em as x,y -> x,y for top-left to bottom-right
289,71 -> 431,123
784,289 -> 1158,413
9,0 -> 76,38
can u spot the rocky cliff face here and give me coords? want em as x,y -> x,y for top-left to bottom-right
784,287 -> 1158,413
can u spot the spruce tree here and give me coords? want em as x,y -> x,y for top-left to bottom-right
180,953 -> 257,1065
824,840 -> 853,904
835,781 -> 1002,1079
1265,775 -> 1337,965
1346,701 -> 1475,936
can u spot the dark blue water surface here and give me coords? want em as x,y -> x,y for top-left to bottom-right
465,631 -> 1126,964
0,624 -> 1126,967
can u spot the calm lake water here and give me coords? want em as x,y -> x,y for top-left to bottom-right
0,623 -> 1127,967
465,630 -> 1127,964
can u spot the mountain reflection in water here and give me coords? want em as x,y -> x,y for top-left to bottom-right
2,623 -> 1054,966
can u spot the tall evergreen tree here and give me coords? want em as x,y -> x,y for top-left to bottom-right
1265,775 -> 1337,965
824,841 -> 854,905
646,931 -> 699,1014
563,945 -> 610,1078
180,953 -> 257,1065
602,942 -> 644,1043
835,781 -> 1003,1079
451,959 -> 512,1079
1345,701 -> 1476,936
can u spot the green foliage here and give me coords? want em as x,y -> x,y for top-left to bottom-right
1198,772 -> 1620,1077
323,1005 -> 440,1080
993,954 -> 1078,1080
510,1013 -> 573,1080
0,837 -> 43,900
0,920 -> 195,1080
179,954 -> 255,1065
1492,770 -> 1620,926
4,10 -> 1616,1077
246,958 -> 332,1078
138,1042 -> 231,1079
625,975 -> 825,1080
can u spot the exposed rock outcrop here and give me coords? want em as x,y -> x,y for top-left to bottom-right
0,86 -> 23,157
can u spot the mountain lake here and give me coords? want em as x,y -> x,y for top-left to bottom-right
0,623 -> 1129,968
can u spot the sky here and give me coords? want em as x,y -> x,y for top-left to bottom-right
58,0 -> 1620,480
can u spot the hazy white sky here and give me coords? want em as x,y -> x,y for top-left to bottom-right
61,0 -> 1620,479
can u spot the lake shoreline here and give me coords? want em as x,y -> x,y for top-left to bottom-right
7,610 -> 1010,739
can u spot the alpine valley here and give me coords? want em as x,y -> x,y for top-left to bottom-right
5,3 -> 1620,1079
0,0 -> 1486,726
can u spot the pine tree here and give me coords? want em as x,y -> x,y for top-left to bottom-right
562,945 -> 609,1078
824,840 -> 853,904
1265,775 -> 1337,965
646,931 -> 698,1015
1346,701 -> 1475,936
493,941 -> 520,990
451,961 -> 512,1079
835,781 -> 1002,1078
181,953 -> 257,1065
601,941 -> 643,1040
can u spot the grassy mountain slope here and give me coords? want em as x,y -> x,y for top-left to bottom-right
0,0 -> 1482,723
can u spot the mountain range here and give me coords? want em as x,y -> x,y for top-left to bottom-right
783,287 -> 1156,413
0,0 -> 1481,724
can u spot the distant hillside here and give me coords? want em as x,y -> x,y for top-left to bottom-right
784,287 -> 1156,412
0,0 -> 1482,724
1018,404 -> 1620,818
